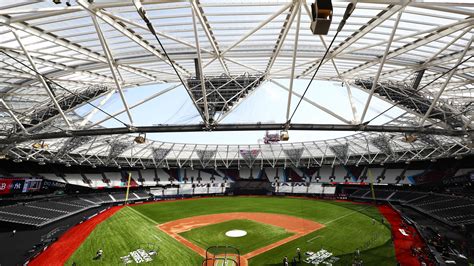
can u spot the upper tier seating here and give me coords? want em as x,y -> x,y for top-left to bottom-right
388,191 -> 426,202
409,194 -> 474,225
83,173 -> 108,188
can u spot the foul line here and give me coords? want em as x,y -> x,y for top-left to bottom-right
307,235 -> 323,243
126,205 -> 161,225
325,206 -> 372,225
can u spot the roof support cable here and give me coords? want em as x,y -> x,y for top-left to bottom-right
0,49 -> 130,129
132,0 -> 207,125
286,3 -> 356,128
364,55 -> 473,125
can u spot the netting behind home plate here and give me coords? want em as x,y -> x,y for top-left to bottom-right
202,246 -> 240,266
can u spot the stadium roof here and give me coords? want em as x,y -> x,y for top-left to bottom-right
0,0 -> 472,168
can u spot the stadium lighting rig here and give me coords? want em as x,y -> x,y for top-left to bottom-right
283,0 -> 355,139
310,0 -> 333,35
32,141 -> 48,150
134,133 -> 146,144
402,134 -> 418,143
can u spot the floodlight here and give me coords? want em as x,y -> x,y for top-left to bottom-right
32,141 -> 48,150
134,133 -> 146,144
280,130 -> 289,141
402,134 -> 417,143
310,0 -> 333,35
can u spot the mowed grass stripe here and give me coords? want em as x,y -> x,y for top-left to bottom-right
248,203 -> 395,266
68,197 -> 396,266
66,207 -> 202,265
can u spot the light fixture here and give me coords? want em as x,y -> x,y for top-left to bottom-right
310,0 -> 333,35
91,164 -> 97,168
134,133 -> 146,144
402,134 -> 417,143
280,130 -> 289,141
38,159 -> 46,165
13,158 -> 22,163
32,141 -> 48,150
65,162 -> 71,167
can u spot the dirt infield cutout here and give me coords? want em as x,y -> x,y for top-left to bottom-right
158,212 -> 324,266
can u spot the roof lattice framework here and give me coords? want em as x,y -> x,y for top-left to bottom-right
0,0 -> 472,168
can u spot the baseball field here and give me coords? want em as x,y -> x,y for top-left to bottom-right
65,197 -> 396,265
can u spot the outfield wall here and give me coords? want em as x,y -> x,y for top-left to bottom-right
149,182 -> 336,197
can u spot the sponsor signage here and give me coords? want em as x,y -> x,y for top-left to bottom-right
42,179 -> 67,189
22,179 -> 42,192
0,178 -> 43,195
0,178 -> 25,195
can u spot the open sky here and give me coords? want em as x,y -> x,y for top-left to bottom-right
75,78 -> 405,144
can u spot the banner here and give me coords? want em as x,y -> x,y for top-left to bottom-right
0,179 -> 24,195
22,179 -> 42,192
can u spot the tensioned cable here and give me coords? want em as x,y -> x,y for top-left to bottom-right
0,50 -> 130,128
132,1 -> 206,123
363,55 -> 473,125
287,3 -> 356,126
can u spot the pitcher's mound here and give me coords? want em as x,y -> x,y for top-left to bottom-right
225,229 -> 247,237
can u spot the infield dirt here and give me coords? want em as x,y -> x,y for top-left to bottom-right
158,212 -> 324,266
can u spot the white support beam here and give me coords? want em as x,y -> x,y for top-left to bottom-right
79,89 -> 115,127
221,2 -> 293,55
419,35 -> 473,126
77,0 -> 190,76
0,99 -> 27,133
271,80 -> 351,124
190,0 -> 229,76
88,83 -> 181,128
342,17 -> 474,78
360,8 -> 404,122
299,3 -> 405,78
191,6 -> 210,124
91,16 -> 134,125
286,0 -> 301,123
424,26 -> 472,65
320,36 -> 359,124
302,2 -> 359,123
11,29 -> 72,128
101,9 -> 211,55
265,2 -> 298,75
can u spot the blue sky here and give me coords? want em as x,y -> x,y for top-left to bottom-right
76,79 -> 405,144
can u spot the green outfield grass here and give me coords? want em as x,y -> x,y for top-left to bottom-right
179,219 -> 293,254
67,197 -> 397,266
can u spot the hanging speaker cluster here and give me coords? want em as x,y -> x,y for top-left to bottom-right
310,0 -> 333,35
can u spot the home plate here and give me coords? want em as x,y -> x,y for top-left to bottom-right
225,230 -> 247,237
